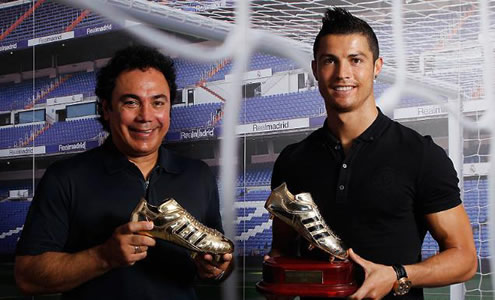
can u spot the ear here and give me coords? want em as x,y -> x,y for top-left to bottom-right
311,60 -> 318,81
373,57 -> 383,79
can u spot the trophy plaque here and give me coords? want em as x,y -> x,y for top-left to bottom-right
256,257 -> 357,297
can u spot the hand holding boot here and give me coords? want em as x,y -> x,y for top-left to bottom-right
194,253 -> 233,280
96,221 -> 156,269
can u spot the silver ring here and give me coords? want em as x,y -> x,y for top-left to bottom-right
134,246 -> 140,254
215,270 -> 226,281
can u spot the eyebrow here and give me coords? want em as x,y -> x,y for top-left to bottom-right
349,52 -> 368,58
119,94 -> 169,101
318,54 -> 338,60
318,51 -> 369,60
119,94 -> 139,101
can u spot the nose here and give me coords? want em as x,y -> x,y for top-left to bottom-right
136,103 -> 153,122
335,60 -> 351,80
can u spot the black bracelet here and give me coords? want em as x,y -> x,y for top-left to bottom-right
392,264 -> 407,279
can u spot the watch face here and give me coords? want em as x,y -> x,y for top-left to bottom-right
394,278 -> 412,296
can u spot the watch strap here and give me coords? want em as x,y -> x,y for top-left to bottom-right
392,264 -> 408,280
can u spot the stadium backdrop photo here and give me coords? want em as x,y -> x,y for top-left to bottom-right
0,0 -> 493,299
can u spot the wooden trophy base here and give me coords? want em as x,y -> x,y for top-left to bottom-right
256,257 -> 358,298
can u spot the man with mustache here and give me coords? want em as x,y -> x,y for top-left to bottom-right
15,45 -> 232,299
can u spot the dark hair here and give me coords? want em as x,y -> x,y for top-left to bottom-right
95,45 -> 177,131
313,7 -> 379,61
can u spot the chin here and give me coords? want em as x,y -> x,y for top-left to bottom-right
327,103 -> 354,113
129,143 -> 159,156
132,149 -> 157,157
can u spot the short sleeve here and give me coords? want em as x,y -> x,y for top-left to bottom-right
16,164 -> 71,255
417,136 -> 461,214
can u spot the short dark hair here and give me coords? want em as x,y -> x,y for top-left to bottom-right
313,7 -> 379,61
95,45 -> 177,131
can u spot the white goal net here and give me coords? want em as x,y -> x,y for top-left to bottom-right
22,0 -> 495,299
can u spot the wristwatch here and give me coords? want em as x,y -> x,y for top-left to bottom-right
392,264 -> 412,296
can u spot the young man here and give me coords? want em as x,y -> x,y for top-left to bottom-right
268,8 -> 477,300
15,45 -> 232,299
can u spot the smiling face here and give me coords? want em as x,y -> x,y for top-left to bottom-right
103,67 -> 170,160
312,33 -> 382,114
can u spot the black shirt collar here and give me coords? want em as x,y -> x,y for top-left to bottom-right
158,145 -> 183,174
102,137 -> 182,175
356,108 -> 390,142
319,108 -> 391,146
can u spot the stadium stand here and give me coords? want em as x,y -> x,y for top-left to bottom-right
237,227 -> 272,256
0,72 -> 95,112
169,89 -> 325,132
46,71 -> 96,99
0,201 -> 30,255
169,102 -> 222,131
0,77 -> 53,111
238,89 -> 324,124
235,189 -> 271,255
33,118 -> 102,146
0,118 -> 101,149
0,0 -> 109,47
174,53 -> 298,89
237,165 -> 272,187
0,123 -> 44,148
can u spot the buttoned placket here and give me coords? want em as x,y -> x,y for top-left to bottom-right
144,166 -> 162,204
321,113 -> 384,206
334,139 -> 366,204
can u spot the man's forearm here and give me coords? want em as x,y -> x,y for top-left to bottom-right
407,205 -> 478,287
347,245 -> 477,300
15,221 -> 155,295
15,246 -> 111,295
406,246 -> 477,288
348,205 -> 477,300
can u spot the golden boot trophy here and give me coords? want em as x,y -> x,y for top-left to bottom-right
257,183 -> 357,298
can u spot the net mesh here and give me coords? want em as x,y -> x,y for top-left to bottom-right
93,0 -> 494,298
464,110 -> 492,299
162,1 -> 492,96
6,0 -> 490,299
153,1 -> 495,298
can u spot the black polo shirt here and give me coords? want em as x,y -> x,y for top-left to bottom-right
271,110 -> 461,300
17,138 -> 223,300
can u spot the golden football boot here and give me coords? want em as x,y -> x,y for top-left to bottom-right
131,198 -> 234,256
265,183 -> 348,260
